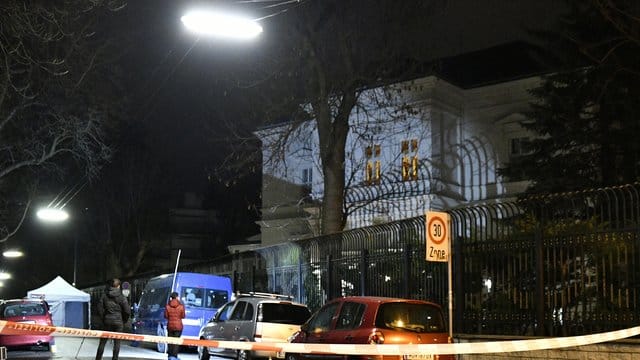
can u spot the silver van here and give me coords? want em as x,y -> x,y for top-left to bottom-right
198,292 -> 311,360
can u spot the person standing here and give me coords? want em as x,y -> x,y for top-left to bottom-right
164,291 -> 185,360
95,278 -> 130,360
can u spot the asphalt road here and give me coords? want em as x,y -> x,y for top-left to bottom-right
7,337 -> 200,360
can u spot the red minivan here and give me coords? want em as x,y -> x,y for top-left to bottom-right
0,299 -> 53,350
286,296 -> 454,360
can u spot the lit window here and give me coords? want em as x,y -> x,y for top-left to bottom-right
401,139 -> 419,181
365,144 -> 382,185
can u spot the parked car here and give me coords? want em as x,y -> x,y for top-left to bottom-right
286,296 -> 454,360
198,292 -> 311,360
0,298 -> 53,350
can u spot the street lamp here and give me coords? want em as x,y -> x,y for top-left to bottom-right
36,207 -> 69,222
181,10 -> 263,39
2,249 -> 23,258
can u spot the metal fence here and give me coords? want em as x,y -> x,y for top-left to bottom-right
92,183 -> 640,337
451,184 -> 640,336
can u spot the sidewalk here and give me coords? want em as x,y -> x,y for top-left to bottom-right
51,337 -> 167,360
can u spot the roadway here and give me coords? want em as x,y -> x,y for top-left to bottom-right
7,337 -> 200,360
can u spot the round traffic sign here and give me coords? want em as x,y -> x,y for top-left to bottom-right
122,281 -> 131,297
427,216 -> 447,244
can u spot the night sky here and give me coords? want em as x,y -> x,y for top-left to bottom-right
3,0 -> 565,298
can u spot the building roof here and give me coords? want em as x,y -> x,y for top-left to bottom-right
435,41 -> 552,89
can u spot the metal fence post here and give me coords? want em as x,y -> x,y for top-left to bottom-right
403,243 -> 411,298
360,249 -> 369,296
251,265 -> 256,293
535,225 -> 545,336
326,254 -> 333,300
454,235 -> 464,334
233,270 -> 239,292
298,250 -> 304,302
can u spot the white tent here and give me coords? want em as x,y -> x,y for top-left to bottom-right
27,276 -> 91,328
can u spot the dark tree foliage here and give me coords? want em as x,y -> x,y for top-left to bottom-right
501,0 -> 640,194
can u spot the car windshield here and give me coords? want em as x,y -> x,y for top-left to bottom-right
259,303 -> 310,324
2,302 -> 47,317
375,302 -> 445,333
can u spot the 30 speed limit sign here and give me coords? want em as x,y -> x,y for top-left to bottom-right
426,211 -> 450,262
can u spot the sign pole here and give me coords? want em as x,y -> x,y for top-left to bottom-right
448,235 -> 453,339
425,211 -> 453,339
170,249 -> 182,293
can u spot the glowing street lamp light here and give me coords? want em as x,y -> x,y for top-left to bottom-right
2,249 -> 23,258
36,207 -> 69,222
0,272 -> 11,280
181,10 -> 263,39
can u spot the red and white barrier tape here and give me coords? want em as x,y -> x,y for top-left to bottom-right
0,320 -> 638,355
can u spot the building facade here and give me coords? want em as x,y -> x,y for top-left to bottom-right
256,73 -> 541,246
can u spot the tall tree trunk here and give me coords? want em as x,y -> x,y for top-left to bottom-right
315,91 -> 356,234
321,147 -> 346,234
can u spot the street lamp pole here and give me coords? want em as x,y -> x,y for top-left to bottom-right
73,236 -> 78,286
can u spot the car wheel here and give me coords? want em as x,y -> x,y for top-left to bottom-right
285,353 -> 298,360
198,344 -> 210,360
237,349 -> 251,360
157,324 -> 167,353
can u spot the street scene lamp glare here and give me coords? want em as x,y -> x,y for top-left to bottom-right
2,249 -> 23,258
37,208 -> 69,222
0,272 -> 11,280
181,10 -> 263,39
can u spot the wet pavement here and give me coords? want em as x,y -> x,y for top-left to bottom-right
7,337 -> 198,360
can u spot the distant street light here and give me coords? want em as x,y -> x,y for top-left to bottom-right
181,10 -> 263,39
36,207 -> 69,222
2,249 -> 23,258
0,272 -> 11,280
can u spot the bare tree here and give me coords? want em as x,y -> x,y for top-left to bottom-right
0,1 -> 126,242
256,85 -> 432,235
80,130 -> 170,279
584,0 -> 639,76
208,0 -> 438,235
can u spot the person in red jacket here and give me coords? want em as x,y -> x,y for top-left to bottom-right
164,291 -> 186,360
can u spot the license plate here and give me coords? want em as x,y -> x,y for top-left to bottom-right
403,355 -> 433,360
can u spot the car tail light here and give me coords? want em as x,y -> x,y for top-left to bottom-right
367,330 -> 384,344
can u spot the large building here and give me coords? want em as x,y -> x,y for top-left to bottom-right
255,43 -> 549,246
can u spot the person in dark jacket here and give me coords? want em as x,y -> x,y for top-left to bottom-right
95,278 -> 130,360
164,291 -> 185,360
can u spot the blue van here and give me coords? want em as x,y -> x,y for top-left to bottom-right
132,272 -> 232,352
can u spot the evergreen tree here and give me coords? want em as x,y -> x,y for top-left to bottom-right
501,0 -> 640,194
